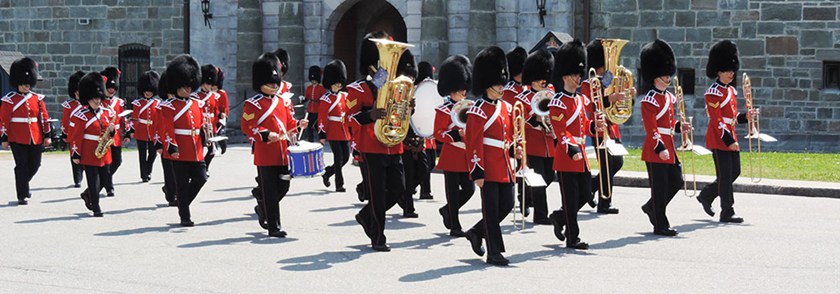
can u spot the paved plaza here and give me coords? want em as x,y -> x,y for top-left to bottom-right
1,147 -> 838,293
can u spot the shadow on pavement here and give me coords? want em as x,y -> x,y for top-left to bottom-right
398,259 -> 488,282
1,201 -> 21,208
213,186 -> 253,192
591,219 -> 728,250
389,233 -> 454,250
284,190 -> 333,197
95,224 -> 189,236
178,232 -> 298,248
106,205 -> 162,216
202,195 -> 254,204
15,213 -> 90,224
41,197 -> 81,204
30,184 -> 78,191
276,244 -> 372,271
310,203 -> 364,213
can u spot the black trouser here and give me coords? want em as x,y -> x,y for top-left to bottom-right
70,156 -> 83,185
644,161 -> 684,230
469,181 -> 515,256
161,158 -> 178,202
83,165 -> 109,213
324,140 -> 350,189
591,146 -> 624,209
358,153 -> 405,246
698,150 -> 741,217
524,155 -> 554,220
257,165 -> 291,232
204,142 -> 216,171
10,143 -> 43,200
306,112 -> 319,142
172,161 -> 207,221
400,150 -> 429,212
356,156 -> 369,201
442,171 -> 475,231
216,125 -> 227,154
556,171 -> 594,242
105,146 -> 121,193
137,140 -> 157,181
421,149 -> 435,195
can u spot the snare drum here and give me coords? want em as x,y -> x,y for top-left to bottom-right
288,141 -> 326,178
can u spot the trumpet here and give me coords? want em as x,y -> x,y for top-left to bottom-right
588,68 -> 612,200
675,77 -> 698,197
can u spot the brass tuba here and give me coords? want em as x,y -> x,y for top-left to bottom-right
450,99 -> 474,129
600,39 -> 635,125
370,38 -> 416,147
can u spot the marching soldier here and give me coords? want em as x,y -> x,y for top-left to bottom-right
242,52 -> 308,238
306,65 -> 327,142
547,40 -> 599,249
416,61 -> 436,200
434,55 -> 475,237
154,72 -> 179,206
696,40 -> 756,223
395,50 -> 421,218
197,64 -> 221,172
0,57 -> 51,205
62,70 -> 86,187
70,72 -> 114,217
100,67 -> 126,197
501,47 -> 527,106
159,54 -> 206,227
318,60 -> 351,193
214,68 -> 229,154
462,46 -> 520,266
639,39 -> 688,236
514,49 -> 556,224
126,71 -> 160,183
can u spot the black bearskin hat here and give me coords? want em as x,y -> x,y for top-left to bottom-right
397,50 -> 417,80
252,52 -> 283,92
165,54 -> 201,95
472,46 -> 509,97
137,70 -> 160,96
522,49 -> 554,85
273,48 -> 290,75
359,31 -> 390,76
100,66 -> 120,90
640,39 -> 676,91
200,64 -> 219,86
552,39 -> 587,86
506,47 -> 527,77
416,61 -> 434,84
586,39 -> 605,70
157,71 -> 171,98
10,57 -> 39,88
322,59 -> 347,88
217,67 -> 225,89
706,40 -> 740,79
308,65 -> 322,83
437,55 -> 471,96
67,70 -> 85,98
78,72 -> 106,105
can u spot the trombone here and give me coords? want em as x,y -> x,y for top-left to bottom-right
511,101 -> 527,230
588,68 -> 612,200
675,77 -> 698,197
742,73 -> 773,183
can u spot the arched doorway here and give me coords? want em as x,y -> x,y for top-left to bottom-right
332,0 -> 407,81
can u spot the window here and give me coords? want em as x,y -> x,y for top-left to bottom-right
825,61 -> 840,90
118,44 -> 151,99
678,68 -> 695,95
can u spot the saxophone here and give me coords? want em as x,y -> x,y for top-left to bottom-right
95,123 -> 115,159
370,38 -> 416,147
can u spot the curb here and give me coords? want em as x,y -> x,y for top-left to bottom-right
612,175 -> 840,199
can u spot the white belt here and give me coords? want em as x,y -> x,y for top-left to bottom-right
723,117 -> 735,125
483,138 -> 507,149
657,127 -> 673,135
328,116 -> 343,122
571,136 -> 584,145
174,129 -> 200,136
137,119 -> 151,125
204,113 -> 215,118
83,134 -> 99,141
10,117 -> 38,123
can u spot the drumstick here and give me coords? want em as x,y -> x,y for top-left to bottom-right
296,112 -> 309,141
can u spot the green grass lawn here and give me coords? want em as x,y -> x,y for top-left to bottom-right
591,148 -> 840,182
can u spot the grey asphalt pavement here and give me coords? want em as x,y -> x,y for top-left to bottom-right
1,146 -> 838,293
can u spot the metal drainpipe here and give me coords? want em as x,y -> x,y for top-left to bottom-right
583,0 -> 590,43
184,0 -> 190,54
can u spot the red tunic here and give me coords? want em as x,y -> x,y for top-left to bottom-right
548,91 -> 592,173
704,82 -> 742,151
305,83 -> 327,113
61,99 -> 83,137
514,89 -> 556,157
346,80 -> 404,155
103,96 -> 125,147
433,98 -> 468,172
640,89 -> 679,164
69,107 -> 114,167
317,91 -> 351,141
195,90 -> 219,133
0,91 -> 51,145
216,89 -> 229,121
501,80 -> 525,106
159,97 -> 205,162
241,94 -> 299,166
128,98 -> 159,141
580,80 -> 620,139
465,98 -> 515,183
154,98 -> 174,160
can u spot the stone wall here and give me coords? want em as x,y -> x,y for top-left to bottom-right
588,0 -> 840,152
0,0 -> 185,115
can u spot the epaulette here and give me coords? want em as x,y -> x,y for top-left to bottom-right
320,93 -> 333,104
102,107 -> 116,117
641,90 -> 660,107
514,91 -> 531,104
705,85 -> 724,97
548,97 -> 567,109
132,100 -> 142,107
2,91 -> 13,99
73,108 -> 90,121
467,100 -> 487,119
61,100 -> 72,109
282,81 -> 292,92
501,100 -> 513,115
435,101 -> 453,114
158,100 -> 175,110
503,81 -> 518,92
245,94 -> 264,110
347,81 -> 365,93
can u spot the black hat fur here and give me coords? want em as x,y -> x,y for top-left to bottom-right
252,52 -> 283,92
640,39 -> 677,91
397,49 -> 417,80
200,64 -> 219,86
551,39 -> 587,86
10,57 -> 39,88
416,61 -> 433,84
165,54 -> 201,95
437,55 -> 471,96
322,59 -> 347,88
506,47 -> 527,77
157,71 -> 171,97
100,66 -> 120,90
78,72 -> 106,104
273,48 -> 290,75
586,39 -> 605,70
522,49 -> 554,85
706,40 -> 740,79
359,31 -> 390,76
472,46 -> 509,97
308,65 -> 321,83
217,68 -> 225,89
67,70 -> 85,98
137,70 -> 160,96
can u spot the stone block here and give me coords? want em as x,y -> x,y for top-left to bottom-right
691,0 -> 717,10
817,108 -> 832,119
713,27 -> 738,39
640,11 -> 674,27
686,28 -> 711,42
658,28 -> 685,42
762,3 -> 802,21
816,49 -> 840,61
675,11 -> 695,27
631,29 -> 655,42
756,22 -> 784,35
448,14 -> 468,28
497,27 -> 516,43
604,0 -> 637,13
696,11 -> 726,27
740,22 -> 756,39
738,39 -> 764,56
47,43 -> 71,54
800,30 -> 833,48
665,0 -> 689,10
611,13 -> 639,27
804,7 -> 835,21
470,0 -> 493,11
719,0 -> 746,10
638,0 -> 662,11
732,10 -> 759,21
766,36 -> 799,55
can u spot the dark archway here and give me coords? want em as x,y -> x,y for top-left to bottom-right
118,43 -> 150,100
333,0 -> 407,81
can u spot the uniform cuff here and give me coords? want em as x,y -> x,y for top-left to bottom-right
470,168 -> 485,181
447,129 -> 461,142
259,130 -> 270,143
167,144 -> 179,155
567,144 -> 581,158
654,141 -> 666,153
722,130 -> 736,146
737,112 -> 748,124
